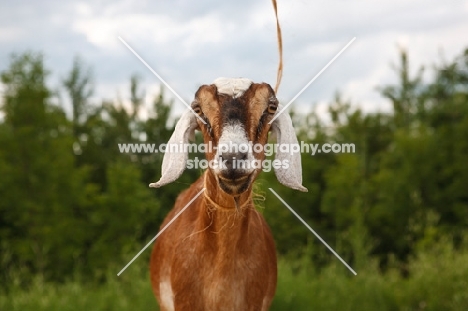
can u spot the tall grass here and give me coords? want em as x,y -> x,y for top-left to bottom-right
273,239 -> 468,310
2,241 -> 468,311
0,264 -> 157,311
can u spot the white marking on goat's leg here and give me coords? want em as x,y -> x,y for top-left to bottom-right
160,280 -> 174,311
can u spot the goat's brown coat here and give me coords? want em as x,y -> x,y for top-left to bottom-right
150,82 -> 282,311
150,171 -> 277,311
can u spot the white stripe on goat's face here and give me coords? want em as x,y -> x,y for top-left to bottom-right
191,78 -> 279,196
214,122 -> 256,194
150,77 -> 307,192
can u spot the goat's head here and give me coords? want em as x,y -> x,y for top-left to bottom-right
149,77 -> 307,194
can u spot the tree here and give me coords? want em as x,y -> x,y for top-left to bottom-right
0,52 -> 90,281
63,56 -> 93,138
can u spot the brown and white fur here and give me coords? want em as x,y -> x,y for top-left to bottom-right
149,78 -> 307,311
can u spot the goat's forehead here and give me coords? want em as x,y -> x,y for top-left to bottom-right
195,78 -> 273,128
213,77 -> 253,98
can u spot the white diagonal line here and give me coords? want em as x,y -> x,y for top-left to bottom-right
117,188 -> 205,276
269,37 -> 356,124
268,188 -> 357,275
118,36 -> 206,124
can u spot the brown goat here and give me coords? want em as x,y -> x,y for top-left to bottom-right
149,78 -> 307,311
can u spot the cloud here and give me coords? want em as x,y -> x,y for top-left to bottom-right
0,27 -> 25,43
72,12 -> 233,55
1,0 -> 467,119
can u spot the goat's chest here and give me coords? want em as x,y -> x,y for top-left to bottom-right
170,230 -> 268,310
203,261 -> 248,310
201,253 -> 265,310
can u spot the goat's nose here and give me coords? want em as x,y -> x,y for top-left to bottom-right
219,151 -> 248,170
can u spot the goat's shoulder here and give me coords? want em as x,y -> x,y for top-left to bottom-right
173,176 -> 204,207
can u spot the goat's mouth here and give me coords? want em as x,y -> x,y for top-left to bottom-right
216,172 -> 254,196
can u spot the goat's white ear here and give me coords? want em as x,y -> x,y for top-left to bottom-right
149,109 -> 199,188
270,105 -> 308,192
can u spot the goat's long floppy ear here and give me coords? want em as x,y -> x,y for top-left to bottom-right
149,109 -> 199,188
270,105 -> 308,192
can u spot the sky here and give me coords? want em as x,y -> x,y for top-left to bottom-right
1,0 -> 467,119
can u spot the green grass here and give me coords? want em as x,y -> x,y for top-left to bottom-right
0,264 -> 157,311
2,243 -> 468,311
273,241 -> 468,311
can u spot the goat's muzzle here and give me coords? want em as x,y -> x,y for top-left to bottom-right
214,147 -> 257,195
216,170 -> 254,196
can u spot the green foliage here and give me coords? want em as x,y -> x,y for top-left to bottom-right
0,52 -> 90,282
63,56 -> 93,137
268,48 -> 468,268
272,240 -> 468,310
2,237 -> 468,311
0,52 -> 165,284
0,264 -> 157,311
1,46 -> 468,309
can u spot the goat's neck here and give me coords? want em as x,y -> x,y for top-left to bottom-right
201,170 -> 254,243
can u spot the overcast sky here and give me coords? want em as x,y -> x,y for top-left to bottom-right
1,0 -> 467,118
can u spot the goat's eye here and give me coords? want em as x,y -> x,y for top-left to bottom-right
193,105 -> 202,115
267,104 -> 277,114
